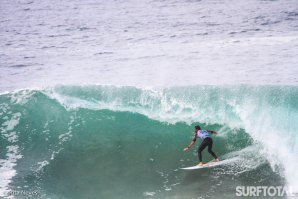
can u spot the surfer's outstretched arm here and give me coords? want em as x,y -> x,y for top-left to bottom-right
183,135 -> 196,151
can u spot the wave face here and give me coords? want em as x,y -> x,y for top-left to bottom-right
0,85 -> 297,198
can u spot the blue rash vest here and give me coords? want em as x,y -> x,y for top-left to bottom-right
193,130 -> 211,141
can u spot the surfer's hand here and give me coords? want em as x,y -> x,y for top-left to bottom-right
183,147 -> 189,151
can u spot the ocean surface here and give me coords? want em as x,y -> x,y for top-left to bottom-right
0,0 -> 298,198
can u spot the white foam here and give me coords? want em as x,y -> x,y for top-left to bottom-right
0,111 -> 23,198
44,87 -> 242,127
9,90 -> 34,105
2,113 -> 21,131
0,145 -> 23,198
143,191 -> 156,196
235,99 -> 298,192
36,161 -> 50,171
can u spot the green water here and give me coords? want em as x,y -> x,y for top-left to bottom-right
1,85 -> 297,198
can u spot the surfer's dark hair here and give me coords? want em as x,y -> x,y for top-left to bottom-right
195,125 -> 201,130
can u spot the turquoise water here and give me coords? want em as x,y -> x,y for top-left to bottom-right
1,85 -> 297,198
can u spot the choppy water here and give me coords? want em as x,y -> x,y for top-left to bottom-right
1,0 -> 298,199
1,0 -> 298,91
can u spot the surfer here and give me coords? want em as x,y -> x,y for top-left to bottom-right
183,125 -> 219,166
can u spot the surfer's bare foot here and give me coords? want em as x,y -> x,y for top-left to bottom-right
214,158 -> 220,162
198,162 -> 203,166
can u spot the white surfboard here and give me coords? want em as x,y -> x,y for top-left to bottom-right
181,158 -> 235,170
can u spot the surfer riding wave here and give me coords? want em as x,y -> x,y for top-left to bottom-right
183,125 -> 219,166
